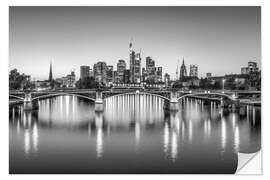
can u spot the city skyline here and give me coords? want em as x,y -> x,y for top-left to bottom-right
9,6 -> 261,80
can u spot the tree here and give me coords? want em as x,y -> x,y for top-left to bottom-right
76,77 -> 99,89
172,80 -> 183,89
9,69 -> 32,90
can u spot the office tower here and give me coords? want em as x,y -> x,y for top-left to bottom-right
106,65 -> 113,84
146,56 -> 156,82
129,40 -> 135,83
156,67 -> 162,82
142,68 -> 147,82
89,68 -> 94,77
129,40 -> 141,83
241,61 -> 259,74
124,69 -> 130,84
164,73 -> 170,86
67,71 -> 76,87
189,65 -> 198,77
113,71 -> 118,83
117,59 -> 126,83
80,66 -> 90,80
206,72 -> 212,78
134,53 -> 141,83
94,61 -> 107,85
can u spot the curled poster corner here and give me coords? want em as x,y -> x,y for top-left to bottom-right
236,151 -> 262,175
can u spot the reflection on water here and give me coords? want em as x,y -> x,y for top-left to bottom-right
9,95 -> 261,174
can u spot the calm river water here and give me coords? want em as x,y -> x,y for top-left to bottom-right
9,94 -> 261,174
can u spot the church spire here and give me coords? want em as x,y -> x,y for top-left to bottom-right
180,57 -> 187,79
49,61 -> 53,82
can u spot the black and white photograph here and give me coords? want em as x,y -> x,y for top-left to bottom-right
8,6 -> 261,174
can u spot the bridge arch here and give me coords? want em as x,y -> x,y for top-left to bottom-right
9,95 -> 24,101
104,91 -> 170,101
177,92 -> 235,101
31,92 -> 96,102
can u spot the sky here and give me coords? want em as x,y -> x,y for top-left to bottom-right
9,6 -> 261,80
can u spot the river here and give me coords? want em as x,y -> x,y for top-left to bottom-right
9,94 -> 261,173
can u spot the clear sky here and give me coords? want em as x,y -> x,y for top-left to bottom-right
9,6 -> 261,80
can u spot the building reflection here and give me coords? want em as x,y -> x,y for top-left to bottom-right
238,105 -> 261,153
9,94 -> 261,171
135,122 -> 141,146
163,111 -> 182,162
95,112 -> 104,158
14,110 -> 40,157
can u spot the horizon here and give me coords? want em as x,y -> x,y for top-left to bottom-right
9,6 -> 261,81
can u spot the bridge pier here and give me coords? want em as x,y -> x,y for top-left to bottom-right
23,92 -> 33,111
231,100 -> 240,112
95,91 -> 104,112
220,96 -> 240,112
169,91 -> 179,112
220,97 -> 229,108
22,92 -> 39,111
23,101 -> 33,111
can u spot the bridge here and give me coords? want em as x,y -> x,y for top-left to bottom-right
9,89 -> 261,111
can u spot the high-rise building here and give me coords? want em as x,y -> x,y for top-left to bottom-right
80,66 -> 90,80
113,70 -> 118,83
179,58 -> 187,80
142,68 -> 147,82
134,53 -> 141,83
156,67 -> 162,82
164,73 -> 170,86
189,65 -> 198,77
67,71 -> 76,87
94,61 -> 107,85
146,56 -> 155,75
59,71 -> 76,88
124,69 -> 130,84
129,41 -> 141,83
129,41 -> 136,83
48,62 -> 53,82
146,56 -> 156,82
241,61 -> 259,75
89,68 -> 94,77
106,65 -> 113,84
117,59 -> 126,83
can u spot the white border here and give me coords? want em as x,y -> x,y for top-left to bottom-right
1,0 -> 269,179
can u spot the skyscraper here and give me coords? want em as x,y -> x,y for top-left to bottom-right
157,67 -> 162,82
129,40 -> 136,83
80,65 -> 90,80
117,59 -> 126,83
129,40 -> 141,83
142,68 -> 147,82
189,65 -> 198,77
146,56 -> 156,82
134,53 -> 141,83
180,58 -> 187,80
164,73 -> 170,86
106,65 -> 114,84
48,62 -> 53,82
94,61 -> 107,85
124,69 -> 130,84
